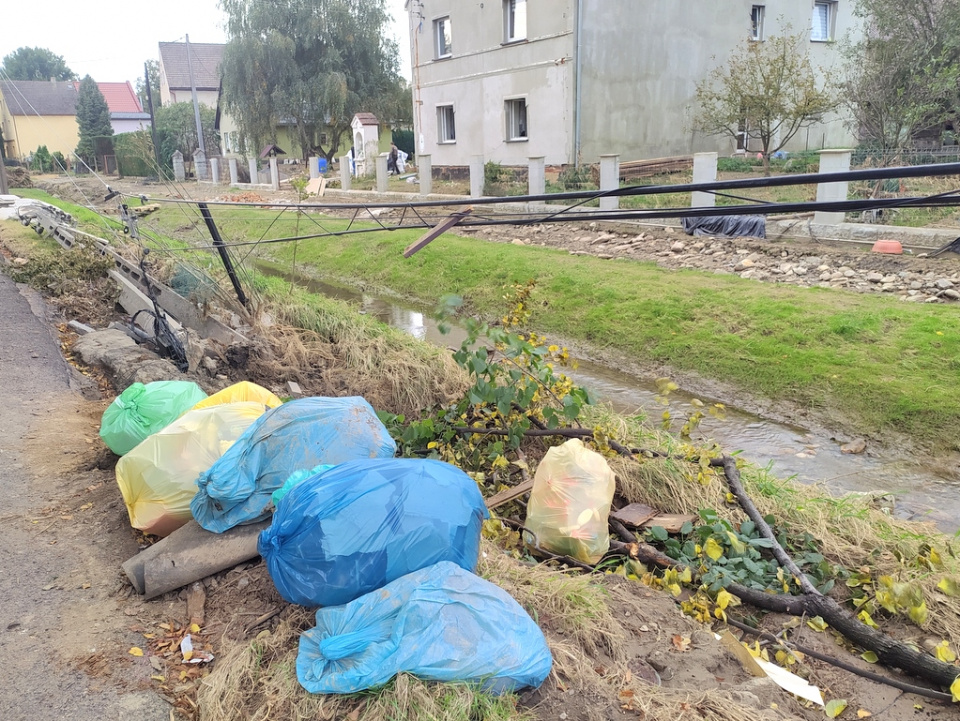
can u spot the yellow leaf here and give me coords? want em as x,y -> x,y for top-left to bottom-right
857,710 -> 872,718
938,577 -> 960,597
427,441 -> 438,449
183,650 -> 194,662
716,589 -> 733,611
725,531 -> 746,555
936,641 -> 956,663
951,677 -> 960,703
142,633 -> 156,639
128,647 -> 144,657
679,567 -> 692,584
150,675 -> 165,682
825,698 -> 848,718
704,537 -> 723,562
908,601 -> 928,626
930,548 -> 943,568
189,623 -> 201,633
860,651 -> 878,663
807,616 -> 829,632
857,610 -> 879,629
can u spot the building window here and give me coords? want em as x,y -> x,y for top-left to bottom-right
437,105 -> 456,143
435,17 -> 452,58
811,1 -> 836,42
750,5 -> 765,41
505,98 -> 528,141
504,0 -> 527,42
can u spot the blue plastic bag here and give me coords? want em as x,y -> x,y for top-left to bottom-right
259,458 -> 489,607
297,561 -> 552,694
191,397 -> 395,533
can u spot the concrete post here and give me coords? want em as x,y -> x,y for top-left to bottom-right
418,154 -> 432,195
691,152 -> 718,208
228,158 -> 238,186
172,151 -> 185,182
815,149 -> 853,226
376,152 -> 389,193
269,157 -> 280,191
309,156 -> 320,180
340,155 -> 352,190
248,157 -> 259,185
209,157 -> 220,185
469,155 -> 484,198
528,156 -> 546,196
599,154 -> 620,211
193,149 -> 207,181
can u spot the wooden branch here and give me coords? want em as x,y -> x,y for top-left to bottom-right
453,426 -> 636,457
485,479 -> 534,509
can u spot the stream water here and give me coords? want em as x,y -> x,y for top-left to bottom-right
258,263 -> 960,533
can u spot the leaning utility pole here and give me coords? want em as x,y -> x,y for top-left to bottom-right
143,62 -> 164,178
185,34 -> 205,153
0,127 -> 8,194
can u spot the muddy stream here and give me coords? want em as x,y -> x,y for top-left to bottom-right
259,263 -> 960,533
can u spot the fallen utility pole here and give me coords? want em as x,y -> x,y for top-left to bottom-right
198,202 -> 248,307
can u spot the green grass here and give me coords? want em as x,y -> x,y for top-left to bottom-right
10,189 -> 960,454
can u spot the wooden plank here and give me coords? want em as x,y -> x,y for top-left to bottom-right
641,513 -> 697,534
305,176 -> 327,196
610,503 -> 659,528
403,207 -> 473,258
485,478 -> 534,510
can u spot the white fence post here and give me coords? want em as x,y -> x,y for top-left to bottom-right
340,155 -> 352,190
528,156 -> 545,196
269,157 -> 280,191
228,158 -> 238,186
376,152 -> 389,193
419,154 -> 432,195
815,149 -> 853,226
691,152 -> 718,208
470,155 -> 484,198
248,157 -> 259,185
599,154 -> 620,211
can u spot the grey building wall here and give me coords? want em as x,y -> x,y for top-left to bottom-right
409,0 -> 576,166
408,0 -> 860,166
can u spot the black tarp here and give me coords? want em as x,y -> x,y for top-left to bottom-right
682,215 -> 766,239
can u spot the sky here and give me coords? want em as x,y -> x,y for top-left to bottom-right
0,0 -> 411,89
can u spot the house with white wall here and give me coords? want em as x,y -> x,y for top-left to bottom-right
406,0 -> 860,168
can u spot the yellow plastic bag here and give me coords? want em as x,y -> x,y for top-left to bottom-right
191,381 -> 283,411
525,439 -> 616,564
115,401 -> 268,537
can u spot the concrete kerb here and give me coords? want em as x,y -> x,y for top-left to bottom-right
317,188 -> 959,252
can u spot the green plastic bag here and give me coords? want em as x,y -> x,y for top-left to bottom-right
99,381 -> 208,456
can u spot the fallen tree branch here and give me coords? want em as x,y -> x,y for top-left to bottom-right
726,617 -> 953,703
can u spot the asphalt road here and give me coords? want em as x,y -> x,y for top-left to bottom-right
0,271 -> 166,720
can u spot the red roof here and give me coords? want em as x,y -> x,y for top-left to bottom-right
73,81 -> 143,113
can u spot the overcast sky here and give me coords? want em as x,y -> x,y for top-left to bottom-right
0,0 -> 411,88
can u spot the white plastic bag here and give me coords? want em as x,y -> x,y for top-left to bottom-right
525,439 -> 616,563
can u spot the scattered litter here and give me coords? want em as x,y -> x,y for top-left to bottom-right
99,381 -> 208,456
682,215 -> 766,239
297,562 -> 551,694
180,634 -> 214,664
526,439 -> 616,563
260,458 -> 488,607
716,632 -> 823,706
191,396 -> 396,533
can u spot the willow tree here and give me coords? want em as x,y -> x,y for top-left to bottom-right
220,0 -> 401,161
694,30 -> 837,175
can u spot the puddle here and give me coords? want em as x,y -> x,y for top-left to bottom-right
258,262 -> 960,533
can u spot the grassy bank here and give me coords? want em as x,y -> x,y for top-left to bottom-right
15,188 -> 960,454
254,220 -> 959,455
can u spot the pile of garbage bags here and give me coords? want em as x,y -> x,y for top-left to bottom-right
106,380 -> 554,696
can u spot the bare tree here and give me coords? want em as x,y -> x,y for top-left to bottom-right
694,30 -> 837,175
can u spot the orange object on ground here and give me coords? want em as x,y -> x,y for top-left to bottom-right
872,239 -> 903,254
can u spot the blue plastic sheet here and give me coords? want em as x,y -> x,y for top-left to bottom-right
259,458 -> 489,607
297,561 -> 552,694
190,397 -> 395,533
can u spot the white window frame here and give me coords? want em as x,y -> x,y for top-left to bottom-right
811,1 -> 837,42
750,5 -> 765,41
504,97 -> 528,142
437,104 -> 456,144
503,0 -> 527,43
434,16 -> 452,59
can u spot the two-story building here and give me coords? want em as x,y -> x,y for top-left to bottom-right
406,1 -> 859,168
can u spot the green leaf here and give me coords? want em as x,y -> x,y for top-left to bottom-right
680,521 -> 693,535
825,699 -> 848,718
860,651 -> 878,663
648,526 -> 669,542
807,616 -> 829,632
908,600 -> 928,626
